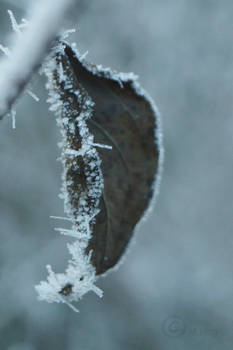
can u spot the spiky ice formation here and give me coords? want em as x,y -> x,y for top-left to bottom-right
35,42 -> 105,311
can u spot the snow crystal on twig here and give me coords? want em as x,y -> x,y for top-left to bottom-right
0,44 -> 11,57
7,10 -> 22,35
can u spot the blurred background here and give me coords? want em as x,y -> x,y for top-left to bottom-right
0,0 -> 233,349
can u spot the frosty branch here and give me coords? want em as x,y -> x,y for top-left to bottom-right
0,0 -> 74,120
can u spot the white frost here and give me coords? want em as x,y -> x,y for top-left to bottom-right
35,43 -> 106,310
36,37 -> 163,310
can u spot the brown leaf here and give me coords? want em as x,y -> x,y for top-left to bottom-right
64,45 -> 162,275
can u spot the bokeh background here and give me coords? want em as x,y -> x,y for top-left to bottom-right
0,0 -> 233,349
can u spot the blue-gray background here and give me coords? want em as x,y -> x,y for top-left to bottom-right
0,0 -> 233,349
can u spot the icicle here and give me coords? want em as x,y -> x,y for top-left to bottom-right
92,143 -> 112,150
26,89 -> 40,102
50,215 -> 72,222
11,109 -> 16,129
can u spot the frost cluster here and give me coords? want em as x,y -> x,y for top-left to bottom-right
35,43 -> 105,312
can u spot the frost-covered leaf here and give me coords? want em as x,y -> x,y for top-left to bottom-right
64,44 -> 163,274
36,39 -> 163,309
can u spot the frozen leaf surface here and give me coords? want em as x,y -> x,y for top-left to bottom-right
36,40 -> 163,310
64,44 -> 163,274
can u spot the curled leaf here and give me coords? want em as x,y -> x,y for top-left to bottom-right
36,40 -> 163,309
64,44 -> 162,274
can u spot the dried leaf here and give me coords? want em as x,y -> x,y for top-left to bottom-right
36,40 -> 163,308
64,44 -> 162,275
